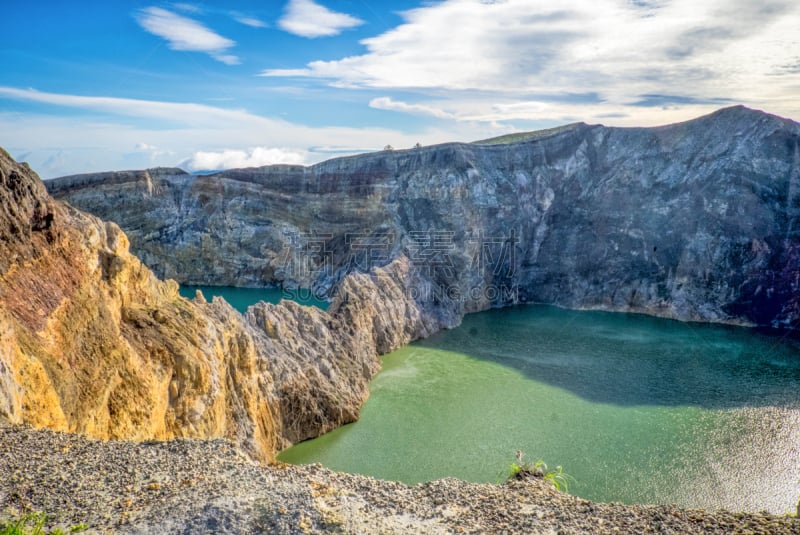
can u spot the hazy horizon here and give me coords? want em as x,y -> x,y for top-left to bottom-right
2,1 -> 799,178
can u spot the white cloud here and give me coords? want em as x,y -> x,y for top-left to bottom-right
1,88 -> 501,178
136,7 -> 240,64
264,0 -> 800,121
490,102 -> 549,116
0,86 -> 269,127
134,142 -> 173,161
370,97 -> 555,124
134,142 -> 158,151
369,97 -> 455,119
181,147 -> 309,171
171,3 -> 203,14
213,54 -> 240,65
234,15 -> 267,28
278,0 -> 363,38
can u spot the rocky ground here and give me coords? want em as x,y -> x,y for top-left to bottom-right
2,426 -> 798,534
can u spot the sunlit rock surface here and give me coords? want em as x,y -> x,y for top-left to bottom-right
0,149 -> 439,459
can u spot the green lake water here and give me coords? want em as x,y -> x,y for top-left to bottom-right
280,305 -> 800,513
178,285 -> 328,312
183,285 -> 800,513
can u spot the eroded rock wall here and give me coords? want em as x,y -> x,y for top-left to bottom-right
0,148 -> 439,459
48,106 -> 800,328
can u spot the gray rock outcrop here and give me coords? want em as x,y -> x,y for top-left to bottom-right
48,106 -> 800,328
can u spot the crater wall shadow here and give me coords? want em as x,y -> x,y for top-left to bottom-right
415,304 -> 800,409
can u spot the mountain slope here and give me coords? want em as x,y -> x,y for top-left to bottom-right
0,148 -> 441,460
48,106 -> 800,328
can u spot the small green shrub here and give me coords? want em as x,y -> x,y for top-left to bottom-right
505,450 -> 573,493
0,512 -> 88,535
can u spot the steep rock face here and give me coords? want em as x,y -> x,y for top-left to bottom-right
247,257 -> 443,444
48,106 -> 800,328
0,149 -> 440,459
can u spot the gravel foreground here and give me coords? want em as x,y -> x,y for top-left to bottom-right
1,426 -> 798,534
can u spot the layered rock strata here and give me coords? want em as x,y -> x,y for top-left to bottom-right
0,148 -> 441,460
48,106 -> 800,328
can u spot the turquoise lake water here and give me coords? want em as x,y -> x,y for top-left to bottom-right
184,286 -> 800,513
178,285 -> 328,312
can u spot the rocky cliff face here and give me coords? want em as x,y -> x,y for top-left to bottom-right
0,148 -> 442,459
48,106 -> 800,328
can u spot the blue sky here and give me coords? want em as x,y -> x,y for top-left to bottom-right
1,0 -> 798,178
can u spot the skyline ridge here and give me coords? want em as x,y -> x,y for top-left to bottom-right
2,1 -> 799,178
41,104 -> 798,178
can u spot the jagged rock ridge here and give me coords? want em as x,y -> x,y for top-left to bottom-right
49,106 -> 800,328
0,148 -> 444,460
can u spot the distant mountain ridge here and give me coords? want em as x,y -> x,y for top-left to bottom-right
3,107 -> 800,535
48,106 -> 800,328
472,122 -> 586,145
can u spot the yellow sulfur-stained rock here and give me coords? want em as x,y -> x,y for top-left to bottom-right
0,147 -> 440,461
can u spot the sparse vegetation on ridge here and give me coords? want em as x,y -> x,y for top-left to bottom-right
0,512 -> 87,535
506,450 -> 573,493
